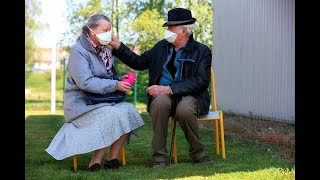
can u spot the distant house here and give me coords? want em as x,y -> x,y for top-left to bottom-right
212,0 -> 295,123
32,47 -> 69,72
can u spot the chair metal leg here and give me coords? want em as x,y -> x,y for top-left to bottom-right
219,112 -> 226,159
117,145 -> 126,166
170,117 -> 178,163
214,120 -> 220,155
121,145 -> 126,166
173,133 -> 177,163
73,155 -> 77,172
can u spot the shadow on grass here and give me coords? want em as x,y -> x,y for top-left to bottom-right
25,114 -> 294,179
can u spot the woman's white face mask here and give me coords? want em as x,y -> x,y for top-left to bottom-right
163,29 -> 183,43
88,25 -> 112,45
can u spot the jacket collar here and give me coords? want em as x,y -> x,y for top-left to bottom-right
79,32 -> 96,53
183,34 -> 196,52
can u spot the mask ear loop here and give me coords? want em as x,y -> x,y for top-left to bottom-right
174,28 -> 185,40
87,25 -> 96,35
177,28 -> 184,35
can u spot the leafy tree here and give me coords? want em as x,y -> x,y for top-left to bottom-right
63,0 -> 104,46
25,0 -> 43,78
63,0 -> 126,46
125,0 -> 166,18
189,0 -> 213,49
129,9 -> 165,52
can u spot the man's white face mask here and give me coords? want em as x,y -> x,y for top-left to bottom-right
88,25 -> 112,45
163,29 -> 183,43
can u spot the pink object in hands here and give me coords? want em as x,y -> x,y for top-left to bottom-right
127,72 -> 137,85
122,78 -> 131,84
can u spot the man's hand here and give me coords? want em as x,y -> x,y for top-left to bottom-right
147,85 -> 172,96
108,33 -> 121,50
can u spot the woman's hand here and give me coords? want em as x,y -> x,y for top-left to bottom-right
120,75 -> 128,80
116,81 -> 132,92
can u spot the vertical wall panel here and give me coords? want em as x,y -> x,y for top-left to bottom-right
212,0 -> 295,123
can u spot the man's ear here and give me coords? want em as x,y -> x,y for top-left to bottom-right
182,28 -> 188,36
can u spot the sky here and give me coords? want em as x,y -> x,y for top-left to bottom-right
34,0 -> 69,48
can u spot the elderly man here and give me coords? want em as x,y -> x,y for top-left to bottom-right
109,8 -> 214,169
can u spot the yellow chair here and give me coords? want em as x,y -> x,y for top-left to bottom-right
73,145 -> 126,172
170,67 -> 226,163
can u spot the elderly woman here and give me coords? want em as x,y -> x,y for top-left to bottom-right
45,14 -> 144,172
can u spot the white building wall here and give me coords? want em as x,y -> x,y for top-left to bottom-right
212,0 -> 295,123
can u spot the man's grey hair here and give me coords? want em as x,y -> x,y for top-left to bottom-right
178,23 -> 197,36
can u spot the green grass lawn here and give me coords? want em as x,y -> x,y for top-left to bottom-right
25,113 -> 294,179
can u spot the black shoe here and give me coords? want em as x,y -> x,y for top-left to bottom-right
153,161 -> 166,169
87,163 -> 101,171
193,155 -> 215,164
104,158 -> 121,170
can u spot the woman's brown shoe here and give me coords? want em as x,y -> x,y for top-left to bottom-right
87,163 -> 101,171
104,158 -> 120,170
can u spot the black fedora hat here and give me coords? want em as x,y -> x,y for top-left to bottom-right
162,8 -> 196,27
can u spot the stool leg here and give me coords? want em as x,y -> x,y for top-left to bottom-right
73,155 -> 77,172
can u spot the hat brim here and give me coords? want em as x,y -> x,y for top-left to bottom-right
162,18 -> 196,27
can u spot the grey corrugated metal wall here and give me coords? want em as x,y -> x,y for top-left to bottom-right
212,0 -> 295,123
